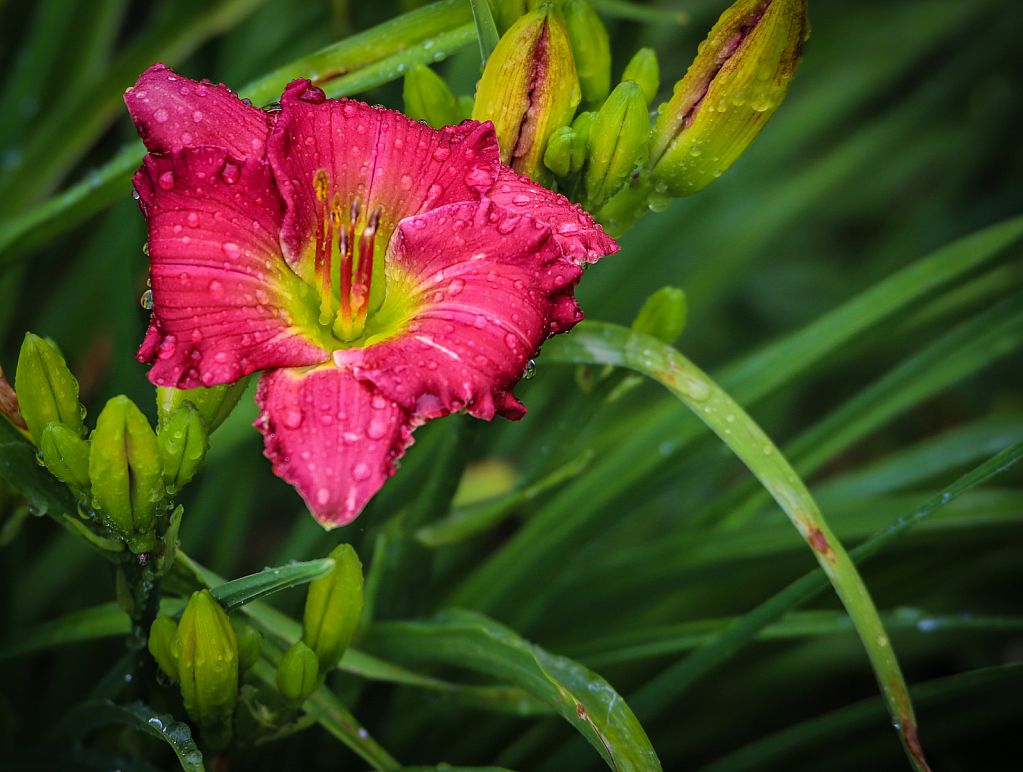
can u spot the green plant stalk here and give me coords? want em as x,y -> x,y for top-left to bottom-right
545,322 -> 930,772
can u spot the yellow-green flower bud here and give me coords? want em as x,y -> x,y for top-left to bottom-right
302,544 -> 363,670
158,404 -> 209,494
231,618 -> 263,672
471,2 -> 581,186
174,590 -> 238,749
156,374 -> 250,435
148,616 -> 180,681
585,81 -> 650,206
276,641 -> 320,705
632,286 -> 687,345
89,396 -> 164,554
39,423 -> 91,497
403,64 -> 463,129
622,47 -> 660,105
562,0 -> 610,108
650,0 -> 809,197
543,125 -> 588,177
14,333 -> 84,443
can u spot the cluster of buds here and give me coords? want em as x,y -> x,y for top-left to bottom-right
406,0 -> 808,236
149,591 -> 262,748
10,332 -> 247,557
276,544 -> 364,704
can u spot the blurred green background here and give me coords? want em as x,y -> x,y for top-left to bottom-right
1,0 -> 1022,770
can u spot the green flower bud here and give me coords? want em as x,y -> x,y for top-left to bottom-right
89,396 -> 164,554
155,374 -> 250,435
622,47 -> 660,105
149,616 -> 180,681
571,110 -> 596,140
562,0 -> 611,107
302,544 -> 363,670
14,333 -> 84,443
632,286 -> 688,345
543,126 -> 588,177
158,404 -> 209,494
174,590 -> 238,749
231,618 -> 263,672
492,0 -> 529,35
472,2 -> 581,186
650,0 -> 809,197
585,81 -> 650,206
403,64 -> 463,129
39,423 -> 91,497
276,641 -> 320,705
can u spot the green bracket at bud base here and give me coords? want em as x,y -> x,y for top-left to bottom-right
563,0 -> 611,108
302,544 -> 364,671
650,0 -> 808,197
174,590 -> 239,750
89,396 -> 165,554
40,423 -> 91,498
158,404 -> 209,495
276,641 -> 320,705
471,1 -> 580,186
156,374 -> 251,435
622,47 -> 660,105
585,81 -> 650,207
14,333 -> 85,443
633,286 -> 688,345
544,125 -> 588,177
403,64 -> 463,129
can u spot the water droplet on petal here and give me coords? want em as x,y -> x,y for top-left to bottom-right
153,108 -> 169,123
352,462 -> 370,481
222,242 -> 240,259
187,212 -> 199,227
209,280 -> 224,297
448,277 -> 465,296
158,170 -> 175,190
523,359 -> 537,379
282,409 -> 304,429
221,161 -> 240,183
140,290 -> 154,309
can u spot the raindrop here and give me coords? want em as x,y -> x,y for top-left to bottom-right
153,108 -> 169,123
141,290 -> 154,309
352,462 -> 371,481
523,359 -> 536,380
282,409 -> 304,429
158,170 -> 175,190
448,277 -> 465,295
142,241 -> 150,256
222,242 -> 241,259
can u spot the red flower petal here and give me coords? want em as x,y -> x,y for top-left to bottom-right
267,81 -> 501,281
124,64 -> 269,158
486,168 -> 618,264
337,199 -> 582,422
255,366 -> 413,527
134,147 -> 328,388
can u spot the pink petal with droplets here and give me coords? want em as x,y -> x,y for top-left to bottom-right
134,147 -> 328,388
486,168 -> 618,264
266,80 -> 501,282
124,64 -> 269,158
336,199 -> 582,422
255,365 -> 413,527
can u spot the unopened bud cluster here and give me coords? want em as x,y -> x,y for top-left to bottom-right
406,0 -> 808,237
149,592 -> 262,749
10,332 -> 247,556
275,544 -> 364,705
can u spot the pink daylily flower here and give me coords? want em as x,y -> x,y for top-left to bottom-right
125,64 -> 617,527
